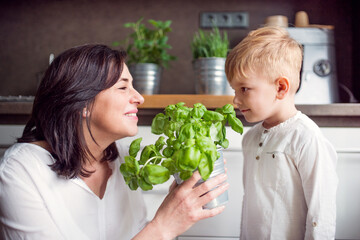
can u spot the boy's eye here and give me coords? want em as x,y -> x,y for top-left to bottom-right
241,87 -> 249,92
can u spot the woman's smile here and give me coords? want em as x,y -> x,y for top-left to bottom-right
124,110 -> 138,119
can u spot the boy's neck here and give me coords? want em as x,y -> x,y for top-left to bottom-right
262,103 -> 298,129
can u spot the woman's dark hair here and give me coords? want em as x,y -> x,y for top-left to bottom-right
18,44 -> 127,178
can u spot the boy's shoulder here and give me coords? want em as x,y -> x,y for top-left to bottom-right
292,112 -> 323,136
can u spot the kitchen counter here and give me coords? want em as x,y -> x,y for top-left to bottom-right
0,95 -> 359,127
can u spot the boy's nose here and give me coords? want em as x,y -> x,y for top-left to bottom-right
233,95 -> 242,107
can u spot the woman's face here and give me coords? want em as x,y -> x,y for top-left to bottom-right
89,64 -> 144,143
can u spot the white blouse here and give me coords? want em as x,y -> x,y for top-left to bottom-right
0,141 -> 147,240
240,111 -> 338,240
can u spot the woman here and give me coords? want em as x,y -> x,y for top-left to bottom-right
0,44 -> 229,240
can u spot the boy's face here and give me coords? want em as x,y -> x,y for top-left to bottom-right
230,71 -> 279,124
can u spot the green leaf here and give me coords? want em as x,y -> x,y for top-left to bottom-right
118,17 -> 176,68
219,138 -> 229,149
139,177 -> 153,191
173,140 -> 182,150
173,106 -> 190,122
203,110 -> 225,122
198,153 -> 213,180
161,158 -> 177,175
162,147 -> 174,157
179,171 -> 192,181
191,103 -> 207,119
195,136 -> 217,153
165,104 -> 176,118
191,26 -> 229,59
128,178 -> 139,190
184,138 -> 196,148
178,147 -> 201,171
129,137 -> 142,157
228,114 -> 244,134
155,136 -> 166,151
210,122 -> 224,142
143,164 -> 170,185
139,145 -> 157,165
124,156 -> 140,174
178,123 -> 195,143
120,163 -> 134,178
151,113 -> 168,134
222,104 -> 235,114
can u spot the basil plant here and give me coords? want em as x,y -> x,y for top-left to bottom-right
120,102 -> 243,191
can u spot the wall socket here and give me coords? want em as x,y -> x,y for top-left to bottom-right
200,11 -> 249,28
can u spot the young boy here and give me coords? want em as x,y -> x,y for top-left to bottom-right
225,26 -> 338,239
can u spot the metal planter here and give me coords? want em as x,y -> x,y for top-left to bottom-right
173,149 -> 228,209
129,63 -> 162,95
193,57 -> 234,95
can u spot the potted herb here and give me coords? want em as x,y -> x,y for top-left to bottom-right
114,17 -> 177,94
191,27 -> 233,95
120,102 -> 243,195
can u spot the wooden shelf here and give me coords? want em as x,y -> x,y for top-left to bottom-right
140,95 -> 234,109
1,96 -> 360,127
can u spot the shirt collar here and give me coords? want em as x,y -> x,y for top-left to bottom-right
261,111 -> 302,133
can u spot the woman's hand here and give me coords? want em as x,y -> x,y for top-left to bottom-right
133,171 -> 229,240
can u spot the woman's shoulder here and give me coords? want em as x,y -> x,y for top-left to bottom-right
0,143 -> 53,173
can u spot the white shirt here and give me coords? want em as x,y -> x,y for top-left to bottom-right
0,141 -> 147,240
240,111 -> 338,240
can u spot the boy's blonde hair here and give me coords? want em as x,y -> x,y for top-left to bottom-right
225,26 -> 303,93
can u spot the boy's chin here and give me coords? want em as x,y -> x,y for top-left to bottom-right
244,116 -> 262,124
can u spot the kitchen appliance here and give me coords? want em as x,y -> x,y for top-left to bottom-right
286,27 -> 339,104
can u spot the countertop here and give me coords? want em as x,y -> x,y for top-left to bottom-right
0,95 -> 359,127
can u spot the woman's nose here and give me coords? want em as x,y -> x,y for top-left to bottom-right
131,88 -> 145,105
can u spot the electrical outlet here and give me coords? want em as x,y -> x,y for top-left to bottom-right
200,11 -> 249,28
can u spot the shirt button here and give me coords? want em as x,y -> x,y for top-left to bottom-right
272,154 -> 275,158
256,156 -> 260,160
312,222 -> 317,227
259,142 -> 263,147
264,130 -> 268,133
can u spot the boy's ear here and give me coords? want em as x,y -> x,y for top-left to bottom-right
275,77 -> 290,99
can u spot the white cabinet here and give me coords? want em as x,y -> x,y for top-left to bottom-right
320,128 -> 360,239
336,153 -> 360,239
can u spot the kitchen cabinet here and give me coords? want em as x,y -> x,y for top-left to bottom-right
322,128 -> 360,239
